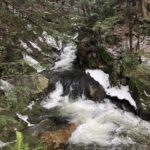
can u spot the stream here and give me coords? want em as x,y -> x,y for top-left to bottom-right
38,39 -> 150,149
1,34 -> 150,150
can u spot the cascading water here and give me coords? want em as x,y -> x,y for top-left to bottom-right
41,38 -> 150,149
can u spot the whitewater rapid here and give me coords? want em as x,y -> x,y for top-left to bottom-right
41,81 -> 150,147
40,42 -> 150,148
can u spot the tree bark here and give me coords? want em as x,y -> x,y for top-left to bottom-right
127,0 -> 133,51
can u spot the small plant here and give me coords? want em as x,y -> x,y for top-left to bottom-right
0,46 -> 6,52
6,131 -> 44,150
110,51 -> 141,85
15,131 -> 29,150
4,84 -> 31,113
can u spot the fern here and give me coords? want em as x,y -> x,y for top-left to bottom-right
6,131 -> 29,150
6,131 -> 44,150
15,131 -> 23,150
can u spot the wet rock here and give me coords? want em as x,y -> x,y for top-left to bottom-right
40,123 -> 76,149
64,143 -> 150,150
59,69 -> 106,101
85,74 -> 106,100
106,95 -> 136,114
27,105 -> 69,126
25,119 -> 55,137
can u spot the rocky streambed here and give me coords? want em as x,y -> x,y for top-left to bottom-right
1,32 -> 150,150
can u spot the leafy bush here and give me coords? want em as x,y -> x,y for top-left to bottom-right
3,84 -> 32,113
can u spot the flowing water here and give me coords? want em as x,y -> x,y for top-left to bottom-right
2,34 -> 149,149
40,40 -> 150,149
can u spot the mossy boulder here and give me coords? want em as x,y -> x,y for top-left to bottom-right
10,73 -> 49,94
0,73 -> 49,113
127,65 -> 150,120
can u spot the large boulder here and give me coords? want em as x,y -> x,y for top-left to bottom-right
59,69 -> 106,101
10,73 -> 49,94
77,36 -> 98,68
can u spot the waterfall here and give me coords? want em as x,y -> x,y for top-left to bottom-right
40,41 -> 150,148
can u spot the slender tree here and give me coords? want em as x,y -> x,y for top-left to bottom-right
127,0 -> 133,51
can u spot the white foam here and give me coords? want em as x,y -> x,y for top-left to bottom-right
0,141 -> 14,148
86,69 -> 136,108
27,24 -> 32,30
73,33 -> 79,40
16,113 -> 34,127
27,101 -> 35,110
141,56 -> 150,66
0,79 -> 14,93
41,83 -> 150,147
63,99 -> 150,146
23,53 -> 45,72
42,31 -> 62,50
86,69 -> 110,89
29,41 -> 41,51
41,82 -> 68,109
52,43 -> 76,70
20,40 -> 32,53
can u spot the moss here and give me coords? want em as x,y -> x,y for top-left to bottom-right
0,60 -> 34,78
0,114 -> 23,142
97,45 -> 113,66
128,65 -> 150,119
109,51 -> 141,85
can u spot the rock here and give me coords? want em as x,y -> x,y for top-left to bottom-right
77,35 -> 112,70
64,143 -> 150,150
0,79 -> 14,93
35,73 -> 49,93
120,77 -> 128,85
142,0 -> 150,21
40,123 -> 76,149
77,36 -> 97,68
59,69 -> 106,101
25,119 -> 55,137
10,73 -> 49,94
85,74 -> 106,101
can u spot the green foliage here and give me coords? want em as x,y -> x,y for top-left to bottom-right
0,115 -> 18,129
12,0 -> 35,7
110,51 -> 141,85
15,131 -> 26,150
97,46 -> 113,65
6,131 -> 44,150
0,60 -> 34,78
0,46 -> 6,52
121,52 -> 140,71
76,0 -> 116,18
3,84 -> 32,113
98,0 -> 117,19
70,15 -> 87,28
93,16 -> 119,33
139,19 -> 150,36
128,64 -> 150,113
76,0 -> 90,6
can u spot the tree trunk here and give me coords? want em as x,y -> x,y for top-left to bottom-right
127,0 -> 133,51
